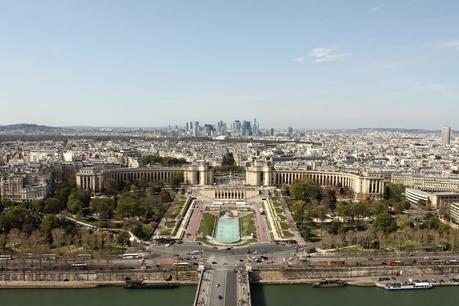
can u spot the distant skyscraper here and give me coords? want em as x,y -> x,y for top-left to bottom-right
269,128 -> 274,137
204,124 -> 214,136
287,126 -> 293,136
216,120 -> 225,135
193,121 -> 199,137
232,120 -> 241,135
442,126 -> 451,145
242,120 -> 252,136
253,118 -> 259,135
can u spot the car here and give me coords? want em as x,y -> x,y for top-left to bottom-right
212,261 -> 218,264
218,295 -> 223,300
216,284 -> 221,287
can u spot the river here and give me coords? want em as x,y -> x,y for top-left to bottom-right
0,285 -> 458,306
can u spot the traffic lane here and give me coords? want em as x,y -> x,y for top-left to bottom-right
209,270 -> 226,306
224,270 -> 237,306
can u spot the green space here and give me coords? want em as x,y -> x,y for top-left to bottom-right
280,221 -> 289,230
241,215 -> 256,237
0,182 -> 173,254
283,179 -> 457,251
143,154 -> 189,166
198,213 -> 217,237
160,196 -> 189,236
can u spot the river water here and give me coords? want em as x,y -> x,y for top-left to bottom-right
0,285 -> 458,306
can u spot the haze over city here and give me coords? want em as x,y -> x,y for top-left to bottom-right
1,0 -> 458,129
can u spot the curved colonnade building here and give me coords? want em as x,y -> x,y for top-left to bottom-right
76,158 -> 385,198
246,159 -> 385,198
76,160 -> 214,193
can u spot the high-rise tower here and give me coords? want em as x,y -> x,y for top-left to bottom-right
442,126 -> 451,145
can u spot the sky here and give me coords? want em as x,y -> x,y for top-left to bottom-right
0,0 -> 458,129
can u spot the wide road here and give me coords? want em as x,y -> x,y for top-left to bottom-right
208,270 -> 237,306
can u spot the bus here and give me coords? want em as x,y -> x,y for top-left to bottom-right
173,262 -> 190,268
41,254 -> 56,260
122,253 -> 141,259
71,263 -> 88,270
77,254 -> 92,260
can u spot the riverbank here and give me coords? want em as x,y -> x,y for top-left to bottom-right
0,280 -> 197,289
253,277 -> 375,287
2,268 -> 459,289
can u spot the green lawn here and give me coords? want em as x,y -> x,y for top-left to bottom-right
165,221 -> 176,228
241,215 -> 256,237
280,221 -> 290,230
198,213 -> 217,237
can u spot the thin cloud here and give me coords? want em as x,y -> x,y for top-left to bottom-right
292,56 -> 305,62
441,40 -> 459,51
368,4 -> 384,14
308,47 -> 350,63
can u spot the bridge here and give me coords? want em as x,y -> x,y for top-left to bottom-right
193,267 -> 251,306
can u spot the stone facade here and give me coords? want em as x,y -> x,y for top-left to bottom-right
391,173 -> 459,192
76,160 -> 214,193
246,159 -> 385,198
0,174 -> 48,201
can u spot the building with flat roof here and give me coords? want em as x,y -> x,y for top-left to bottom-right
442,126 -> 451,145
450,202 -> 459,225
405,188 -> 459,209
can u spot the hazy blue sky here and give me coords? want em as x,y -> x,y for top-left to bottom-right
0,0 -> 458,129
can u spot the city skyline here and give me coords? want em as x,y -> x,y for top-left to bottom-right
1,1 -> 459,128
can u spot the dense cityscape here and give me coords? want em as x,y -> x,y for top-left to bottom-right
1,123 -> 459,306
2,1 -> 459,306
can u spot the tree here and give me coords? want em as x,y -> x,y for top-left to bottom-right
43,197 -> 66,214
40,215 -> 61,243
383,184 -> 405,201
142,194 -> 165,221
352,202 -> 370,219
393,199 -> 410,214
67,190 -> 91,214
117,231 -> 130,247
328,221 -> 344,235
90,198 -> 115,220
131,223 -> 154,240
336,203 -> 353,221
172,173 -> 184,187
373,213 -> 397,233
67,198 -> 83,214
321,189 -> 337,209
290,180 -> 322,203
222,151 -> 235,165
116,192 -> 144,218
